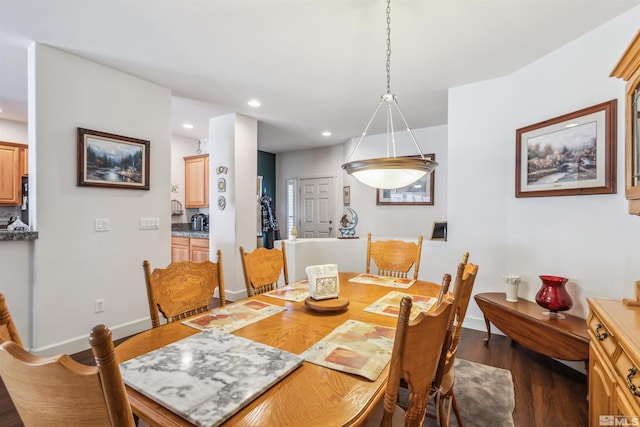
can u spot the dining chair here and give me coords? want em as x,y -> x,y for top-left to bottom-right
366,233 -> 423,280
0,324 -> 135,427
143,250 -> 227,328
0,293 -> 22,347
239,242 -> 289,296
365,294 -> 454,427
431,261 -> 479,427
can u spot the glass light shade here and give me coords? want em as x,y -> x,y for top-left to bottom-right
342,157 -> 438,189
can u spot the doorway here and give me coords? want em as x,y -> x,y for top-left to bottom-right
298,177 -> 335,238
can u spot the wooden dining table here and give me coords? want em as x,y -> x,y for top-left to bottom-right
114,272 -> 442,427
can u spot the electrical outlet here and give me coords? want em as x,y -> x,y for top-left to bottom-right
95,299 -> 105,313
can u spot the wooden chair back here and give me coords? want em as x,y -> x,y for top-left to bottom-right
379,295 -> 454,427
143,251 -> 226,328
0,293 -> 22,347
446,262 -> 479,369
239,242 -> 289,296
431,261 -> 479,426
0,324 -> 135,427
366,233 -> 423,280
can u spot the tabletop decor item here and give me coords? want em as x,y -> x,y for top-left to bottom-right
289,225 -> 298,240
306,264 -> 339,300
502,275 -> 521,302
535,275 -> 573,318
338,207 -> 358,238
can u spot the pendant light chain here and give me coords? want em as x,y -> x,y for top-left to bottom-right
385,0 -> 392,95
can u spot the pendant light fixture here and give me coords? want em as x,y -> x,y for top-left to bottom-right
342,0 -> 438,189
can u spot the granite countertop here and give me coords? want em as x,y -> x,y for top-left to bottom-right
171,230 -> 209,238
171,223 -> 208,239
0,230 -> 39,241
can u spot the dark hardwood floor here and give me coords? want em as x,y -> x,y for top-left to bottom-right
0,327 -> 587,427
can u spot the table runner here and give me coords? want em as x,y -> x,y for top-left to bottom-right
262,279 -> 310,302
364,291 -> 437,320
348,273 -> 415,289
120,330 -> 303,427
182,300 -> 285,332
301,319 -> 395,381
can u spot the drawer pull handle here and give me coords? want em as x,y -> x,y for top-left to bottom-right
595,323 -> 609,341
627,367 -> 640,397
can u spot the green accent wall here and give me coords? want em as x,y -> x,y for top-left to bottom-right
258,150 -> 276,205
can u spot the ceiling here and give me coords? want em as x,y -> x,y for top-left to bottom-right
1,1 -> 638,154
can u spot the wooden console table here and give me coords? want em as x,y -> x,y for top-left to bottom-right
474,292 -> 590,364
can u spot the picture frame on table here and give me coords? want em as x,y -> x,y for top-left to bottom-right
77,127 -> 150,190
343,186 -> 351,205
376,154 -> 435,206
515,100 -> 616,198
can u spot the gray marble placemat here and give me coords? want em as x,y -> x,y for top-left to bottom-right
120,329 -> 304,427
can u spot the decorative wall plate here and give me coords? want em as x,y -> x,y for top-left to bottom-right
217,178 -> 226,192
218,196 -> 226,210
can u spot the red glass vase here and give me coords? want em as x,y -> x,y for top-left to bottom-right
535,275 -> 572,318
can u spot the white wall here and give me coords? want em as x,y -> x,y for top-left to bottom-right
276,6 -> 640,329
0,119 -> 28,144
276,126 -> 448,236
209,114 -> 258,300
29,44 -> 172,355
448,6 -> 640,329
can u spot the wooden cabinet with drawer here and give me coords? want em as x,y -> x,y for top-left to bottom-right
171,235 -> 209,263
189,237 -> 210,262
171,236 -> 190,262
587,298 -> 640,426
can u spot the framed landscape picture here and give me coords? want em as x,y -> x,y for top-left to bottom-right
376,154 -> 435,205
77,128 -> 150,190
515,100 -> 616,198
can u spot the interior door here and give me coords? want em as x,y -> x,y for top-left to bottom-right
299,177 -> 335,238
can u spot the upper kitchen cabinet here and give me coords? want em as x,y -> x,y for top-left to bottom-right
0,142 -> 25,206
184,154 -> 209,208
611,30 -> 640,214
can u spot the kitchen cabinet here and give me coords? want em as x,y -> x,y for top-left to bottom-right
587,298 -> 640,426
184,154 -> 209,208
171,236 -> 190,262
171,235 -> 209,263
0,142 -> 23,206
189,238 -> 210,262
611,30 -> 640,214
19,147 -> 28,177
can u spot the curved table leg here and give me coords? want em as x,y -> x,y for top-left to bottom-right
482,315 -> 492,344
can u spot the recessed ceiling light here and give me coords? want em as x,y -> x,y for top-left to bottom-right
322,131 -> 332,137
248,99 -> 261,107
182,123 -> 194,129
565,123 -> 578,128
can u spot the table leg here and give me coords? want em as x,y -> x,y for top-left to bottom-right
483,315 -> 492,344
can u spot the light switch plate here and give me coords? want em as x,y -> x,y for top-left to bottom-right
95,218 -> 110,231
139,218 -> 160,230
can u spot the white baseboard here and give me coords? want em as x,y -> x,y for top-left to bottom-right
30,317 -> 151,357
